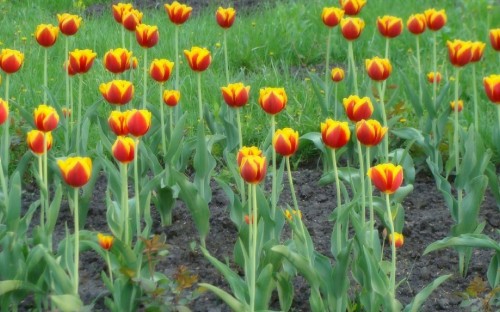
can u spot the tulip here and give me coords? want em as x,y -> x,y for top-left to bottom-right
406,14 -> 426,35
339,0 -> 366,16
108,111 -> 129,136
259,87 -> 287,115
149,59 -> 174,83
221,83 -> 250,108
58,157 -> 92,188
97,233 -> 114,250
122,9 -> 143,31
365,56 -> 392,81
489,29 -> 500,51
57,13 -> 82,36
112,3 -> 133,24
0,49 -> 24,74
244,215 -> 254,225
340,17 -> 365,41
356,119 -> 387,147
135,24 -> 159,48
35,24 -> 59,47
424,9 -> 447,31
388,232 -> 404,248
377,16 -> 403,38
427,72 -> 442,84
343,95 -> 374,122
62,107 -> 71,118
216,7 -> 236,28
184,46 -> 211,72
237,146 -> 263,167
331,67 -> 345,82
103,48 -> 132,74
34,104 -> 59,132
450,100 -> 463,113
447,40 -> 473,67
68,49 -> 97,74
99,80 -> 134,105
165,1 -> 192,25
64,60 -> 77,76
284,209 -> 302,222
273,128 -> 299,157
125,109 -> 152,137
321,7 -> 344,27
484,75 -> 500,104
27,130 -> 53,155
470,41 -> 486,63
367,163 -> 403,194
163,90 -> 181,107
239,154 -> 267,184
132,57 -> 139,69
112,136 -> 135,164
321,119 -> 350,149
0,99 -> 8,125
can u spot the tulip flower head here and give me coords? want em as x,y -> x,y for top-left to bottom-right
447,40 -> 473,67
0,49 -> 24,74
97,233 -> 114,250
259,87 -> 287,115
343,95 -> 374,122
244,215 -> 254,225
58,157 -> 92,188
365,56 -> 392,81
112,3 -> 133,24
99,80 -> 134,105
483,75 -> 500,104
321,7 -> 344,28
149,59 -> 174,83
35,24 -> 59,47
184,46 -> 211,72
356,119 -> 388,147
427,72 -> 442,84
273,128 -> 299,157
221,83 -> 250,108
470,41 -> 486,63
450,100 -> 463,112
284,209 -> 302,221
112,136 -> 135,164
331,67 -> 345,82
321,119 -> 350,149
34,104 -> 59,132
239,154 -> 267,184
237,146 -> 263,167
424,9 -> 447,31
339,0 -> 366,16
489,29 -> 500,51
57,13 -> 82,36
68,49 -> 97,74
377,16 -> 403,38
367,163 -> 403,194
108,111 -> 129,136
340,17 -> 365,41
135,24 -> 159,48
27,130 -> 52,155
406,14 -> 426,35
122,9 -> 143,31
165,1 -> 192,25
125,109 -> 152,137
388,232 -> 404,248
216,7 -> 236,28
0,99 -> 8,125
103,48 -> 132,74
163,90 -> 181,107
62,107 -> 71,118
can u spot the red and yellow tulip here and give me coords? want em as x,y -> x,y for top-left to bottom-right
237,146 -> 263,167
112,136 -> 135,164
97,233 -> 114,250
0,99 -> 8,125
99,80 -> 134,106
108,111 -> 129,136
406,14 -> 426,35
221,83 -> 250,108
122,9 -> 143,31
58,157 -> 92,188
321,119 -> 350,149
184,46 -> 211,72
103,48 -> 132,74
216,7 -> 236,28
149,59 -> 174,83
367,163 -> 404,195
259,87 -> 287,115
484,75 -> 500,104
165,1 -> 192,25
321,7 -> 344,27
57,13 -> 82,36
365,56 -> 392,81
331,67 -> 345,82
340,17 -> 365,41
450,100 -> 463,112
163,90 -> 181,107
489,29 -> 500,51
34,104 -> 59,132
0,49 -> 24,74
356,119 -> 387,147
284,209 -> 302,221
388,232 -> 404,248
239,154 -> 267,184
447,40 -> 473,67
273,128 -> 299,157
377,16 -> 403,38
125,109 -> 152,137
424,9 -> 447,31
343,95 -> 374,122
27,130 -> 52,155
35,24 -> 59,47
470,41 -> 486,63
112,3 -> 133,24
68,49 -> 97,74
135,24 -> 159,48
339,0 -> 366,16
427,72 -> 442,84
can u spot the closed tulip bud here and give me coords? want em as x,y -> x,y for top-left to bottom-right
165,1 -> 192,25
244,215 -> 254,224
237,146 -> 263,167
108,111 -> 129,136
132,57 -> 139,69
122,9 -> 143,31
184,46 -> 211,72
239,154 -> 267,184
321,119 -> 350,149
34,104 -> 59,132
135,24 -> 159,48
284,209 -> 302,221
259,87 -> 287,115
163,90 -> 181,107
97,233 -> 114,250
62,107 -> 71,118
27,130 -> 52,155
104,48 -> 132,74
447,40 -> 473,67
489,29 -> 500,51
424,9 -> 447,31
427,71 -> 441,84
483,74 -> 500,104
339,0 -> 366,16
112,136 -> 135,164
331,67 -> 345,82
149,59 -> 174,83
221,83 -> 250,108
0,49 -> 24,74
377,16 -> 403,38
273,128 -> 299,157
343,95 -> 374,122
365,56 -> 392,81
57,157 -> 92,188
35,24 -> 59,47
367,163 -> 403,194
57,13 -> 82,36
470,41 -> 486,63
125,109 -> 151,137
321,7 -> 344,27
450,100 -> 463,112
340,17 -> 365,41
216,7 -> 236,28
406,14 -> 426,35
0,98 -> 8,125
69,49 -> 97,74
388,232 -> 404,248
99,80 -> 134,105
112,3 -> 133,24
356,119 -> 387,147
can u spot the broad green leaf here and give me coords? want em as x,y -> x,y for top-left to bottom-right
424,234 -> 500,255
0,280 -> 40,296
271,245 -> 320,287
51,294 -> 83,312
301,132 -> 326,154
255,263 -> 274,310
403,274 -> 452,312
390,127 -> 424,145
487,253 -> 500,288
6,172 -> 21,231
276,272 -> 293,312
198,283 -> 248,312
46,183 -> 62,234
151,185 -> 175,226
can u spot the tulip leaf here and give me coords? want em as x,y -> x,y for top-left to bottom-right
399,70 -> 425,116
485,162 -> 500,210
271,245 -> 320,287
151,185 -> 176,226
390,127 -> 424,145
6,172 -> 21,231
193,122 -> 216,203
487,253 -> 500,288
215,176 -> 243,229
198,283 -> 248,312
300,132 -> 326,155
404,274 -> 452,312
424,234 -> 500,255
276,271 -> 294,312
307,71 -> 328,117
79,158 -> 102,229
255,263 -> 274,310
46,183 -> 62,234
51,294 -> 83,312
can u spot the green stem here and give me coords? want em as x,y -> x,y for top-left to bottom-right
472,64 -> 479,132
38,155 -> 44,231
121,25 -> 125,49
169,106 -> 174,141
0,157 -> 6,221
142,49 -> 148,109
73,187 -> 80,295
385,193 -> 396,299
134,138 -> 141,242
285,157 -> 299,211
334,83 -> 338,119
223,30 -> 229,84
432,32 -> 437,111
366,148 -> 375,246
3,75 -> 10,174
331,148 -> 342,255
249,184 -> 258,312
70,76 -> 74,144
197,72 -> 203,122
385,37 -> 390,60
271,115 -> 277,220
65,37 -> 70,154
76,75 -> 83,155
106,251 -> 113,285
121,163 -> 129,245
43,133 -> 51,250
174,26 -> 180,120
356,140 -> 366,226
377,82 -> 389,162
129,34 -> 133,82
453,67 -> 460,175
416,36 -> 422,111
43,48 -> 48,104
497,106 -> 500,136
159,84 -> 167,158
325,27 -> 332,115
348,41 -> 358,95
236,109 -> 245,204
